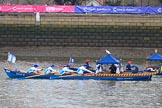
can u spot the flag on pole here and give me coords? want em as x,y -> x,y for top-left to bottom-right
7,52 -> 16,63
105,49 -> 111,54
69,57 -> 74,64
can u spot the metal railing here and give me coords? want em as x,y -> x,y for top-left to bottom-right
0,0 -> 161,6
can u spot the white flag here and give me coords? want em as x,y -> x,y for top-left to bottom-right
69,57 -> 74,64
105,49 -> 111,54
7,52 -> 16,63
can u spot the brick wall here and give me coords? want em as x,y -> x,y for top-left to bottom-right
0,13 -> 162,47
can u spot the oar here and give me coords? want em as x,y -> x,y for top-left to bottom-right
50,74 -> 77,80
18,74 -> 44,80
50,72 -> 96,80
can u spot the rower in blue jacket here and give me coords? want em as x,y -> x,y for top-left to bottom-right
131,65 -> 139,73
126,61 -> 132,72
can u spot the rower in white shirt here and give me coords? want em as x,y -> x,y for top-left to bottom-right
59,64 -> 75,75
27,64 -> 43,74
76,64 -> 94,74
44,64 -> 57,74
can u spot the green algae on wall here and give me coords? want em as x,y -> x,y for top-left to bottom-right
0,13 -> 162,47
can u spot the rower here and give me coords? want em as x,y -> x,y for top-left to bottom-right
59,64 -> 76,75
76,64 -> 94,75
85,59 -> 93,70
131,65 -> 139,73
27,64 -> 43,74
126,61 -> 132,72
44,64 -> 57,74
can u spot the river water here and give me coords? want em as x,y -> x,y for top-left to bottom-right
0,61 -> 162,108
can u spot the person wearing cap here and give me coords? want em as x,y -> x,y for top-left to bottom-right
59,64 -> 76,75
76,64 -> 94,74
44,64 -> 57,74
27,64 -> 43,73
126,61 -> 132,72
85,59 -> 93,70
131,65 -> 139,73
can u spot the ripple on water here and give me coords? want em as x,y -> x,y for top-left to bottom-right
1,61 -> 162,108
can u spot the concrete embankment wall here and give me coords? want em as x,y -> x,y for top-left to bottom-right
0,13 -> 162,48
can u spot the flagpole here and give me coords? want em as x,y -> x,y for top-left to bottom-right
69,57 -> 75,67
7,52 -> 12,70
7,52 -> 16,71
7,52 -> 11,65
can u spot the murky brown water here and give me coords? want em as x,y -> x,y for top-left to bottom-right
1,61 -> 162,108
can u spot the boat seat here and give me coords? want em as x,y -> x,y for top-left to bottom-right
51,72 -> 60,75
20,70 -> 27,73
6,67 -> 15,71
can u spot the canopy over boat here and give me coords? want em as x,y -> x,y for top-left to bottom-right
146,53 -> 162,61
97,54 -> 120,64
